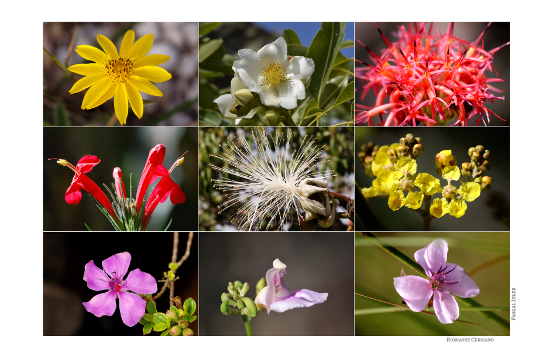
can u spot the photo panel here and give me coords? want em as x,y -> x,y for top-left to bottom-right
43,232 -> 198,336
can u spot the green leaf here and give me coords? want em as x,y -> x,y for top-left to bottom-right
143,322 -> 154,335
54,102 -> 69,126
306,107 -> 323,118
200,60 -> 234,75
199,109 -> 222,126
298,98 -> 317,119
84,223 -> 92,231
199,39 -> 224,63
153,312 -> 169,325
332,81 -> 354,108
199,69 -> 225,79
339,40 -> 354,49
160,329 -> 170,336
332,51 -> 352,68
287,44 -> 309,57
306,22 -> 346,104
183,315 -> 198,322
153,323 -> 167,332
146,300 -> 157,314
142,313 -> 154,323
184,297 -> 197,316
355,307 -> 408,315
199,22 -> 221,37
198,80 -> 220,109
282,29 -> 301,45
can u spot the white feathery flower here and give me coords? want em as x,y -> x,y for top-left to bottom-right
234,37 -> 315,109
209,128 -> 334,231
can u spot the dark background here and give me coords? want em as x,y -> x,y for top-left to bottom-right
43,232 -> 198,336
199,232 -> 355,335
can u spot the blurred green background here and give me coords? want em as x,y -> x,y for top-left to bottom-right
44,127 -> 198,231
355,232 -> 510,336
43,22 -> 198,126
199,232 -> 354,335
355,127 -> 510,231
355,22 -> 510,126
199,127 -> 354,231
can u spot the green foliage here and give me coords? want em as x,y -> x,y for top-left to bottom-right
198,23 -> 354,126
140,297 -> 198,336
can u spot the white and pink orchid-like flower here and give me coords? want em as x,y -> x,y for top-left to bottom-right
255,258 -> 328,314
394,239 -> 479,324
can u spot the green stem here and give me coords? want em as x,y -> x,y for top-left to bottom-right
43,47 -> 72,79
242,315 -> 253,336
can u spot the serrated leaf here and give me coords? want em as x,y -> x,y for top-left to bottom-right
306,22 -> 346,104
146,300 -> 157,314
282,29 -> 301,45
199,39 -> 223,63
199,109 -> 222,126
184,298 -> 197,316
153,323 -> 168,332
143,322 -> 154,335
199,22 -> 221,37
54,102 -> 69,126
153,312 -> 169,325
339,40 -> 354,49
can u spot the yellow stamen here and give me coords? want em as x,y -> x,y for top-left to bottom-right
260,62 -> 287,87
105,58 -> 134,83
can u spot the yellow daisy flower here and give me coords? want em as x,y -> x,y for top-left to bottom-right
430,198 -> 448,218
458,182 -> 481,202
68,30 -> 172,125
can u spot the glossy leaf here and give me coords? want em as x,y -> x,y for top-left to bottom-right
184,297 -> 197,316
199,22 -> 221,37
153,312 -> 169,325
146,300 -> 157,314
306,22 -> 346,104
143,322 -> 154,335
199,39 -> 224,63
282,29 -> 301,45
153,323 -> 167,332
340,40 -> 354,49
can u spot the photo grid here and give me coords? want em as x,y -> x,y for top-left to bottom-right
42,22 -> 510,338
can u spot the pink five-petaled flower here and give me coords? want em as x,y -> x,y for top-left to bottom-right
83,252 -> 157,327
53,155 -> 116,218
394,238 -> 479,324
355,23 -> 509,126
255,259 -> 328,314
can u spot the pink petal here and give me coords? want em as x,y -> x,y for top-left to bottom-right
393,276 -> 433,312
438,263 -> 480,298
118,291 -> 146,327
83,290 -> 117,317
415,238 -> 448,274
433,289 -> 459,324
123,269 -> 157,294
263,267 -> 281,314
83,260 -> 110,291
269,289 -> 328,313
102,252 -> 131,279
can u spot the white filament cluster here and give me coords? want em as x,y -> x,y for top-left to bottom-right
210,128 -> 333,231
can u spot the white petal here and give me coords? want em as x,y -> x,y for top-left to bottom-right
276,79 -> 306,109
213,94 -> 236,117
257,37 -> 287,66
258,85 -> 280,107
230,73 -> 247,95
287,56 -> 315,80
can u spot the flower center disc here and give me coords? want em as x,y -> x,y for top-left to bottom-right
105,58 -> 133,83
261,62 -> 287,87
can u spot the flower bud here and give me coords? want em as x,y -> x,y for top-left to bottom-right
482,150 -> 490,160
406,133 -> 415,144
480,160 -> 490,172
263,109 -> 281,126
240,282 -> 250,297
166,310 -> 177,320
357,151 -> 366,162
178,320 -> 189,329
442,185 -> 457,199
471,151 -> 481,162
482,176 -> 493,185
256,277 -> 267,296
234,89 -> 254,106
182,328 -> 194,336
177,309 -> 185,317
398,144 -> 409,157
475,145 -> 485,154
412,143 -> 423,156
468,147 -> 476,157
399,137 -> 407,145
415,137 -> 422,144
170,325 -> 182,336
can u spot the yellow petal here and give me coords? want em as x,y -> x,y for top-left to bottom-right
133,54 -> 170,68
132,66 -> 171,83
127,33 -> 153,60
114,83 -> 129,125
67,63 -> 103,76
75,45 -> 106,64
126,82 -> 143,119
127,76 -> 163,96
69,72 -> 107,94
88,82 -> 116,109
97,34 -> 118,59
82,77 -> 114,109
119,30 -> 135,58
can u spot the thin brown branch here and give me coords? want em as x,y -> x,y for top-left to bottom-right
177,232 -> 194,267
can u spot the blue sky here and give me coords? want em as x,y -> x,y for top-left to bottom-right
254,22 -> 353,58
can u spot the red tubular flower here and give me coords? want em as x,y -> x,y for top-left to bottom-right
57,155 -> 116,218
143,164 -> 186,226
135,144 -> 166,212
113,167 -> 126,198
355,22 -> 509,126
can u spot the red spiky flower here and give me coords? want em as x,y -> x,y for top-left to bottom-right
355,23 -> 509,126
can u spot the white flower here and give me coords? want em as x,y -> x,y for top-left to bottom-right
210,128 -> 334,231
213,72 -> 261,124
234,37 -> 315,109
